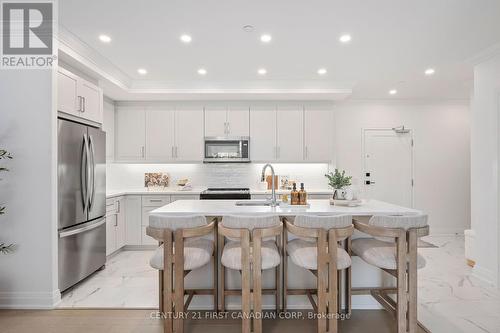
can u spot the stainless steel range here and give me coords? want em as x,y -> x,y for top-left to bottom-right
200,188 -> 251,200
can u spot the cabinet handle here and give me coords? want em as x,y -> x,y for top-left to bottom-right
227,122 -> 230,135
149,199 -> 163,203
175,146 -> 178,158
82,97 -> 86,112
277,146 -> 280,159
171,146 -> 174,158
305,146 -> 308,159
77,96 -> 82,112
117,200 -> 121,213
141,146 -> 145,158
114,216 -> 118,227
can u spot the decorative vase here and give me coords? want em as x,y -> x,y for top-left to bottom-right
332,188 -> 346,200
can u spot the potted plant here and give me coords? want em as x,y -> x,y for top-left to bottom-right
0,148 -> 13,254
325,169 -> 352,200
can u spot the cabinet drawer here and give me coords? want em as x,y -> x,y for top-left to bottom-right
170,194 -> 199,202
142,195 -> 170,207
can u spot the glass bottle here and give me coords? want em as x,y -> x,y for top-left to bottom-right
299,183 -> 307,205
291,183 -> 300,205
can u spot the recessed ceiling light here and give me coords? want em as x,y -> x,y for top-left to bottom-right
424,68 -> 435,76
180,34 -> 192,43
257,68 -> 267,75
317,68 -> 327,75
260,34 -> 272,43
137,68 -> 147,75
98,34 -> 111,43
339,34 -> 352,43
389,89 -> 398,95
197,68 -> 207,75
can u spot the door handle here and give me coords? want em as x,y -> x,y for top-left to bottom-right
59,218 -> 106,238
88,135 -> 96,210
81,134 -> 89,213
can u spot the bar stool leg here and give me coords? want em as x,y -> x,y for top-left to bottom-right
174,232 -> 185,333
253,236 -> 263,333
329,236 -> 338,333
241,233 -> 251,333
317,232 -> 327,333
159,270 -> 164,313
163,232 -> 173,333
396,237 -> 408,333
218,232 -> 225,312
408,231 -> 418,333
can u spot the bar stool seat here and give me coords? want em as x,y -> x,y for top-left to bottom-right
287,238 -> 352,270
150,238 -> 214,271
221,239 -> 281,270
352,238 -> 426,270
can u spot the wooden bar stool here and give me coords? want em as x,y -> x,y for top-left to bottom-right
147,214 -> 217,333
218,215 -> 283,333
284,215 -> 354,333
352,215 -> 429,333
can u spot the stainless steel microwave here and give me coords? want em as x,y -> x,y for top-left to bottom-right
203,137 -> 250,163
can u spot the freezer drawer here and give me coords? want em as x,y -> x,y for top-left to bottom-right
58,218 -> 106,292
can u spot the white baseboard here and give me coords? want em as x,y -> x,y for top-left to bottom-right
0,289 -> 61,309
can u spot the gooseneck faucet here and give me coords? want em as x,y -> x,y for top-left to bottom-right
261,163 -> 278,207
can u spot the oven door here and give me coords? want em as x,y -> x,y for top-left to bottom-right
203,137 -> 250,163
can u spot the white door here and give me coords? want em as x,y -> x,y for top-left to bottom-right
363,129 -> 413,207
204,107 -> 227,137
115,107 -> 146,161
276,106 -> 303,161
79,79 -> 102,124
250,108 -> 276,162
57,69 -> 78,116
304,109 -> 334,162
145,109 -> 175,161
227,107 -> 250,136
175,108 -> 204,161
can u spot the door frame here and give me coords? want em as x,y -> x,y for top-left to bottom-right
361,127 -> 415,208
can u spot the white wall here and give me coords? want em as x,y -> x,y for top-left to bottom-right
0,70 -> 59,308
334,100 -> 470,235
470,52 -> 500,287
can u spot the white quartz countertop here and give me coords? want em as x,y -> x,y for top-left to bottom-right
106,188 -> 333,198
149,199 -> 421,217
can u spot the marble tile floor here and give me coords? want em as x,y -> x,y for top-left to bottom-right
59,235 -> 500,333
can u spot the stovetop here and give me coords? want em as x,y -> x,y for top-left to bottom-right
200,187 -> 251,200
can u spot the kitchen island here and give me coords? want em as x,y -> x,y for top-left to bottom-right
149,199 -> 422,310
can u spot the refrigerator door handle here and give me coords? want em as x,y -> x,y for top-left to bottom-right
81,134 -> 89,213
59,218 -> 106,238
88,135 -> 96,210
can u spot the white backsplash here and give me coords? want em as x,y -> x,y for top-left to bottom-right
107,163 -> 332,190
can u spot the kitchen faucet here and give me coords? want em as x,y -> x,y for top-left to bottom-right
261,163 -> 278,207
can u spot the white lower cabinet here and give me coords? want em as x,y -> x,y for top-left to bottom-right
125,195 -> 142,245
106,196 -> 126,256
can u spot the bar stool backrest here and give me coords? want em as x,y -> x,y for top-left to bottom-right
149,214 -> 207,231
294,214 -> 352,242
222,215 -> 281,241
369,214 -> 428,243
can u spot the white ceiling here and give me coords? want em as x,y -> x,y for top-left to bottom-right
59,0 -> 500,100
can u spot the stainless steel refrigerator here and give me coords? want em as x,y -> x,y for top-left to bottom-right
58,118 -> 106,292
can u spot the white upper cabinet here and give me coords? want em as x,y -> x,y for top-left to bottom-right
204,107 -> 227,137
175,107 -> 204,161
102,99 -> 115,161
57,67 -> 103,124
204,106 -> 249,137
57,69 -> 78,115
304,108 -> 334,162
145,108 -> 175,161
115,106 -> 146,161
276,105 -> 304,161
227,107 -> 250,136
250,107 -> 277,162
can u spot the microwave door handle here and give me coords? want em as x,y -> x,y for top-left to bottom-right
239,140 -> 242,158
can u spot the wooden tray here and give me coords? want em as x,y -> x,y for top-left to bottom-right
330,199 -> 362,207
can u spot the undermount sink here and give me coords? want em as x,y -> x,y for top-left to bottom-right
235,200 -> 280,206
